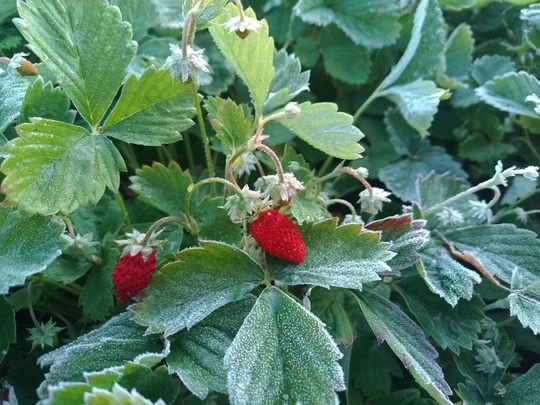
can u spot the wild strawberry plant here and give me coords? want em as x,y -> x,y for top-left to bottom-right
1,0 -> 540,404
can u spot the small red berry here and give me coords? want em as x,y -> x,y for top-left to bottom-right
112,251 -> 157,303
250,209 -> 306,264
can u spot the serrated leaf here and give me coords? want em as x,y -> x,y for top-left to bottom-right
110,0 -> 158,42
83,383 -> 161,404
70,194 -> 125,242
476,71 -> 540,118
224,287 -> 345,405
380,0 -> 445,88
509,292 -> 540,335
0,206 -> 69,294
183,0 -> 228,30
395,277 -> 484,351
1,119 -> 126,215
290,197 -> 327,225
0,0 -> 17,24
153,0 -> 183,28
458,135 -> 516,163
130,161 -> 192,218
418,241 -> 481,306
18,77 -> 75,124
501,176 -> 537,205
270,219 -> 394,289
42,256 -> 93,285
103,67 -> 195,146
470,55 -> 515,86
264,50 -> 310,113
47,383 -> 93,405
500,364 -> 540,404
294,0 -> 401,49
356,291 -> 452,405
380,80 -> 446,136
37,312 -> 162,395
133,242 -> 264,336
209,5 -> 274,118
167,296 -> 256,399
191,196 -> 242,244
0,296 -> 16,363
439,0 -> 474,10
275,102 -> 364,160
441,23 -> 473,88
0,69 -> 29,133
208,98 -> 251,155
117,363 -> 180,404
14,0 -> 137,127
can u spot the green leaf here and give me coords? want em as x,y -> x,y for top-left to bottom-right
264,50 -> 310,113
130,161 -> 192,218
18,77 -> 75,124
14,0 -> 137,127
0,69 -> 29,133
294,0 -> 401,49
209,4 -> 274,118
470,55 -> 515,86
183,0 -> 228,30
82,383 -> 162,404
476,71 -> 540,118
500,364 -> 540,404
110,0 -> 158,42
356,291 -> 452,405
0,206 -> 69,294
440,23 -> 473,88
380,0 -> 445,88
439,0 -> 474,10
47,383 -> 92,405
70,194 -> 125,242
0,0 -> 17,24
224,287 -> 345,405
133,242 -> 264,336
395,276 -> 484,352
380,80 -> 446,136
417,241 -> 481,307
103,67 -> 195,146
37,312 -> 162,394
191,196 -> 243,244
0,296 -> 16,363
290,197 -> 327,225
275,102 -> 364,160
117,363 -> 180,404
153,0 -> 183,28
271,219 -> 394,289
207,98 -> 251,155
167,296 -> 256,399
509,291 -> 540,335
1,119 -> 126,215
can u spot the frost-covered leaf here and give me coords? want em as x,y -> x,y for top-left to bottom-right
380,80 -> 446,136
270,219 -> 394,289
224,287 -> 345,405
115,363 -> 179,404
1,119 -> 125,215
209,4 -> 274,117
18,77 -> 75,124
0,296 -> 16,363
470,55 -> 515,86
366,214 -> 430,272
110,0 -> 158,42
133,242 -> 264,336
37,312 -> 162,396
501,176 -> 538,205
83,383 -> 165,405
0,0 -> 17,24
509,292 -> 540,335
264,50 -> 310,113
380,0 -> 445,88
103,67 -> 195,146
294,0 -> 401,49
440,23 -> 473,88
167,296 -> 255,399
70,194 -> 125,242
275,102 -> 364,160
153,0 -> 183,28
476,71 -> 540,118
191,196 -> 242,244
417,241 -> 481,307
501,364 -> 540,404
207,98 -> 251,155
182,0 -> 228,29
129,161 -> 192,218
395,276 -> 484,352
0,68 -> 29,133
0,206 -> 69,294
356,291 -> 452,405
439,0 -> 474,10
290,197 -> 327,225
15,0 -> 137,127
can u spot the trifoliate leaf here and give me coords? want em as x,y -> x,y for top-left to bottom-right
133,242 -> 264,336
270,219 -> 394,289
167,296 -> 256,399
15,0 -> 137,127
274,102 -> 364,160
207,98 -> 251,155
37,312 -> 162,396
501,364 -> 540,404
356,291 -> 453,405
224,287 -> 345,405
209,4 -> 274,118
470,55 -> 515,85
380,0 -> 445,88
395,276 -> 484,352
110,0 -> 158,42
103,67 -> 195,146
264,50 -> 310,113
0,296 -> 16,363
0,68 -> 29,133
0,206 -> 69,294
1,119 -> 125,215
440,23 -> 473,89
476,71 -> 540,118
18,77 -> 75,124
129,161 -> 193,218
417,241 -> 481,307
294,0 -> 401,49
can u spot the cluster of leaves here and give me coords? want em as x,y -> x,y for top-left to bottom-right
1,0 -> 540,404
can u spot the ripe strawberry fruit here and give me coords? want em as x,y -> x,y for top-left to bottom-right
112,251 -> 157,303
250,209 -> 306,264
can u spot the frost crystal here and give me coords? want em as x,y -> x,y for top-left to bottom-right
162,44 -> 210,84
358,187 -> 391,215
435,208 -> 464,226
468,200 -> 493,224
221,186 -> 268,223
255,172 -> 305,203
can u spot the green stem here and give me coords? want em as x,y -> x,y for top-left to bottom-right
317,156 -> 334,177
115,192 -> 131,226
27,282 -> 40,328
258,144 -> 284,182
142,216 -> 189,246
325,198 -> 357,220
352,90 -> 380,124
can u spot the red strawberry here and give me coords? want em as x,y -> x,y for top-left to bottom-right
250,209 -> 306,264
112,251 -> 157,303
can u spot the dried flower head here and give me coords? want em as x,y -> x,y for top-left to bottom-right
435,208 -> 464,226
358,187 -> 391,215
221,186 -> 268,223
162,44 -> 210,84
115,229 -> 162,258
255,172 -> 305,204
468,200 -> 493,224
222,16 -> 263,38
